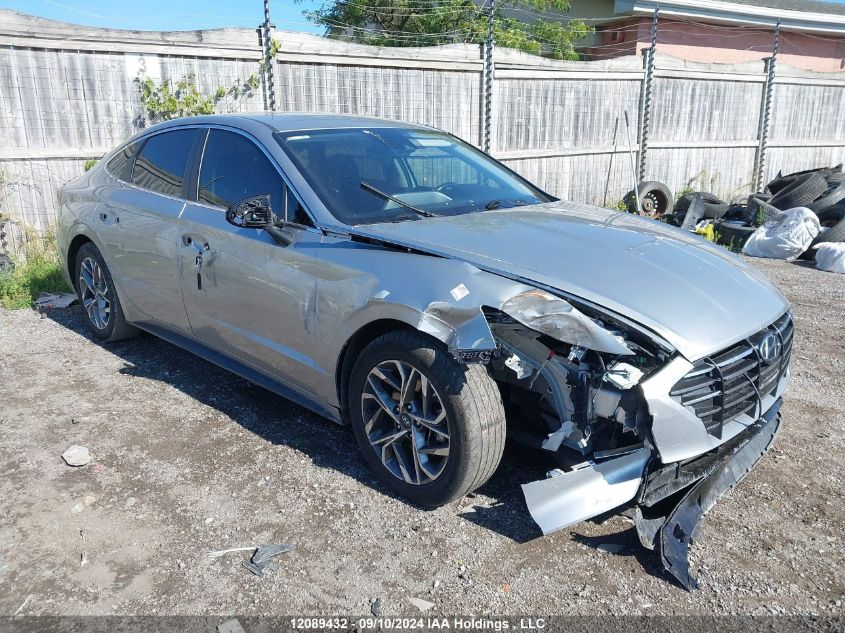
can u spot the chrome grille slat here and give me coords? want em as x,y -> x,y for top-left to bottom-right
669,373 -> 718,396
670,313 -> 793,438
711,345 -> 755,368
683,390 -> 723,406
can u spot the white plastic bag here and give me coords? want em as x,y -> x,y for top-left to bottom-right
742,207 -> 821,260
815,242 -> 845,273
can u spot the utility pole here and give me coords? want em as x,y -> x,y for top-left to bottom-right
754,21 -> 780,192
637,6 -> 659,183
262,0 -> 276,111
482,0 -> 495,153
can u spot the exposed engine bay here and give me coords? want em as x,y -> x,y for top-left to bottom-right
457,289 -> 788,590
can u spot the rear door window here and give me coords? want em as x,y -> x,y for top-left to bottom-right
131,129 -> 196,198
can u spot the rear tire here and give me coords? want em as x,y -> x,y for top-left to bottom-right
74,242 -> 138,342
348,330 -> 506,507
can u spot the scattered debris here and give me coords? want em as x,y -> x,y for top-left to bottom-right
742,207 -> 820,260
370,597 -> 384,616
206,546 -> 258,560
61,445 -> 91,467
597,543 -> 626,554
13,594 -> 33,616
217,618 -> 246,633
34,292 -> 77,309
84,494 -> 96,506
124,497 -> 137,509
241,543 -> 295,577
408,597 -> 435,613
815,242 -> 845,273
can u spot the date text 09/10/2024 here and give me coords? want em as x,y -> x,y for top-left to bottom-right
289,617 -> 547,630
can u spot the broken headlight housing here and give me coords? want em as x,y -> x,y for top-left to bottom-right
485,289 -> 671,457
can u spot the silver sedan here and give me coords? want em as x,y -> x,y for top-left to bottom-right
58,114 -> 791,588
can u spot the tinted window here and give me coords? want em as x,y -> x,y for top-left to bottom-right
199,129 -> 307,223
131,129 -> 195,197
106,141 -> 138,182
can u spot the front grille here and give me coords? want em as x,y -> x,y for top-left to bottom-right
670,312 -> 793,438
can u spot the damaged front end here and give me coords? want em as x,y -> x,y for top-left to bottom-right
474,289 -> 790,590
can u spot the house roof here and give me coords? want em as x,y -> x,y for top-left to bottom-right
615,0 -> 845,33
727,0 -> 845,16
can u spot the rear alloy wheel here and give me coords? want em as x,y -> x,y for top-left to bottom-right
79,256 -> 110,330
349,330 -> 506,507
74,242 -> 138,342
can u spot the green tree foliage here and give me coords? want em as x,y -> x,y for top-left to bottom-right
137,39 -> 278,126
304,0 -> 593,60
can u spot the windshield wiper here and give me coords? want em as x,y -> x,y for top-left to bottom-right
390,213 -> 424,223
360,181 -> 439,217
485,199 -> 532,210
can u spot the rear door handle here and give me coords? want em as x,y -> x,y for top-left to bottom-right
99,212 -> 118,223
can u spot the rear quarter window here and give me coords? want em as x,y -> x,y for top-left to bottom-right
106,142 -> 139,182
131,129 -> 196,197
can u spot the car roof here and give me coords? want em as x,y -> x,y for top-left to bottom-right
149,112 -> 435,134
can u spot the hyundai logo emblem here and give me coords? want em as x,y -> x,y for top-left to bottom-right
753,331 -> 782,365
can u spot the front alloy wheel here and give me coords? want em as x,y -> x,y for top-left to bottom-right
349,330 -> 506,507
362,359 -> 450,485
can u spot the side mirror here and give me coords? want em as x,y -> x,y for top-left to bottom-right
226,194 -> 273,228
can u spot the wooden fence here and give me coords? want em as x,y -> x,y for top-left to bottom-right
1,9 -> 844,253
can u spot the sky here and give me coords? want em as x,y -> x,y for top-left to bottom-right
4,0 -> 845,34
0,0 -> 325,33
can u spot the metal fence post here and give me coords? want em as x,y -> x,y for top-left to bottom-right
753,21 -> 780,192
482,0 -> 495,153
262,0 -> 276,111
637,7 -> 659,183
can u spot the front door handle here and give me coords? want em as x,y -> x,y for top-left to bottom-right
183,236 -> 210,290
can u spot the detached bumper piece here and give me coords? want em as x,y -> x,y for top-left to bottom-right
636,398 -> 783,590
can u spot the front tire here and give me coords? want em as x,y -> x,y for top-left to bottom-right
348,330 -> 506,507
75,242 -> 138,342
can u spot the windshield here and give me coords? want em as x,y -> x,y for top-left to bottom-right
276,127 -> 550,225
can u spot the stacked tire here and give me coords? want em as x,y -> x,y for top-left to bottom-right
761,165 -> 845,260
671,165 -> 845,255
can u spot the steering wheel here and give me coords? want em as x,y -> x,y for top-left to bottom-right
435,182 -> 459,195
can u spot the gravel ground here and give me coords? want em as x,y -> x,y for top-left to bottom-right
0,257 -> 843,617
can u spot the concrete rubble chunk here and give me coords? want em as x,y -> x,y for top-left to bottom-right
217,619 -> 246,633
408,597 -> 435,612
35,292 -> 77,309
61,445 -> 91,467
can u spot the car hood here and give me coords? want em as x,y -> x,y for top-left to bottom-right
350,201 -> 789,360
